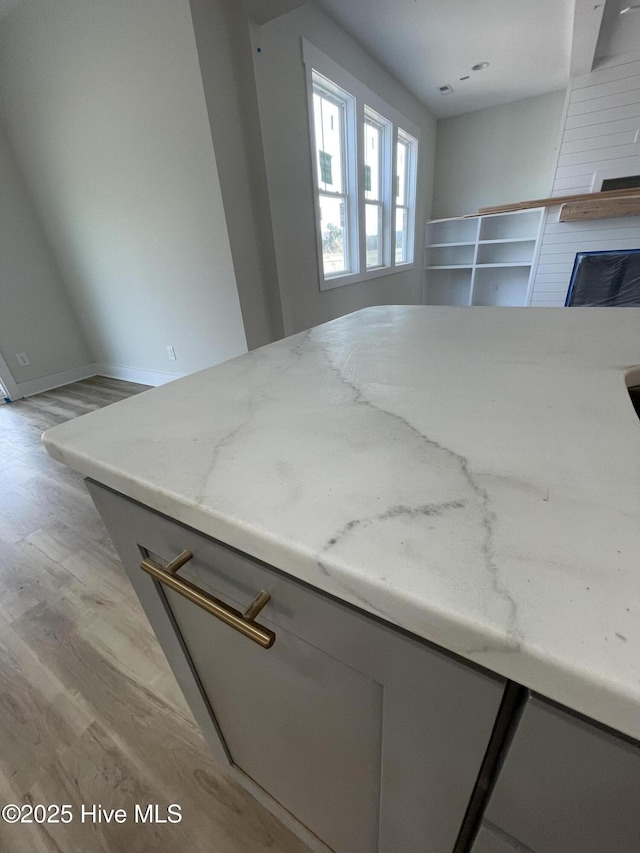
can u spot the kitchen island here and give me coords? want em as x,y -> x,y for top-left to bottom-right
43,306 -> 640,852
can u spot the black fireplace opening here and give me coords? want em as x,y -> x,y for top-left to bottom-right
600,175 -> 640,193
565,249 -> 640,306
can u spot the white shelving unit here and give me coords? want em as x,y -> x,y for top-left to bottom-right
424,208 -> 545,307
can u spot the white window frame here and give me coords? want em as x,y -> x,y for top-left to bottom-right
311,73 -> 358,278
303,39 -> 420,291
395,128 -> 418,266
363,107 -> 392,271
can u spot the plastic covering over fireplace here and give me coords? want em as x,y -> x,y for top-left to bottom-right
565,249 -> 640,307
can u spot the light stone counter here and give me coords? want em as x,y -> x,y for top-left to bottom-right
43,306 -> 640,740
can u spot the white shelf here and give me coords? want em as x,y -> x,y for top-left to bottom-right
427,241 -> 476,248
479,209 -> 542,241
473,267 -> 531,307
425,268 -> 472,306
478,238 -> 536,245
425,241 -> 476,268
477,240 -> 537,266
426,264 -> 474,270
424,208 -> 545,308
427,217 -> 479,245
475,262 -> 532,268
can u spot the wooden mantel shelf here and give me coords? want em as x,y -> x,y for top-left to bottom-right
475,186 -> 640,216
559,195 -> 640,222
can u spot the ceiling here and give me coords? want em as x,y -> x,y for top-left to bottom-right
250,0 -> 639,119
314,0 -> 575,118
3,0 -> 637,120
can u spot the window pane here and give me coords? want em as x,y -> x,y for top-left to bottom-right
396,139 -> 408,206
313,91 -> 344,194
365,203 -> 382,268
395,206 -> 408,264
364,119 -> 381,201
319,194 -> 348,275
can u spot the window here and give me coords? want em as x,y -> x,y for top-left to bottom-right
364,110 -> 387,269
312,76 -> 355,277
395,129 -> 418,265
304,41 -> 419,290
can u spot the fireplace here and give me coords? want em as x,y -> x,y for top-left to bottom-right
565,249 -> 640,306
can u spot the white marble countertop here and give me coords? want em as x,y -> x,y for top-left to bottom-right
43,306 -> 640,740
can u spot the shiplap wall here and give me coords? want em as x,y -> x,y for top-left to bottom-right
531,54 -> 640,306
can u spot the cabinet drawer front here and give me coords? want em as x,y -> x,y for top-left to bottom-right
89,481 -> 505,853
484,696 -> 640,852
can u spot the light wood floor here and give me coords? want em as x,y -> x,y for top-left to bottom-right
0,376 -> 310,853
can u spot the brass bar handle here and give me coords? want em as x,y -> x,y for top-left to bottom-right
140,550 -> 275,649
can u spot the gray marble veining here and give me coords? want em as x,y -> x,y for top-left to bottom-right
43,306 -> 640,740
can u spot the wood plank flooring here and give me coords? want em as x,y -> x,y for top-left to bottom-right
0,376 -> 310,853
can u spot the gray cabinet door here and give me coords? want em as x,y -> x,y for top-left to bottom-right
484,695 -> 640,853
89,481 -> 504,853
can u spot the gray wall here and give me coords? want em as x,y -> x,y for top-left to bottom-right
0,118 -> 90,390
432,91 -> 566,219
251,3 -> 437,335
188,0 -> 284,349
0,0 -> 247,382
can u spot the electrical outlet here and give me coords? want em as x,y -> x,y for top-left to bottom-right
166,346 -> 176,361
16,352 -> 31,366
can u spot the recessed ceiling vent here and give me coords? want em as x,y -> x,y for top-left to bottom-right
439,84 -> 454,95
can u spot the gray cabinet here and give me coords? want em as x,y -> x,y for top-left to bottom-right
482,695 -> 640,852
88,480 -> 505,853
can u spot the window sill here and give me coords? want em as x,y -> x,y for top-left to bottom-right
319,263 -> 416,291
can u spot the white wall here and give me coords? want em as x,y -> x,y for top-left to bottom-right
0,118 -> 91,395
432,91 -> 566,220
251,3 -> 436,335
531,54 -> 640,306
188,0 -> 284,349
0,0 -> 247,382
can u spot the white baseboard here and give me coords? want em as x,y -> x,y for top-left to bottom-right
0,352 -> 20,400
97,364 -> 182,387
15,363 -> 100,399
10,362 -> 181,400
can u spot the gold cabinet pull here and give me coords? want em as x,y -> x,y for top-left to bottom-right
140,550 -> 275,649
